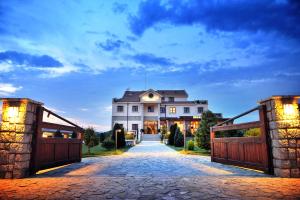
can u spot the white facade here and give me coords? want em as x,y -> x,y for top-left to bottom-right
112,89 -> 209,134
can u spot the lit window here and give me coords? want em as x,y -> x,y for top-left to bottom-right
117,106 -> 124,112
169,107 -> 176,114
184,107 -> 190,113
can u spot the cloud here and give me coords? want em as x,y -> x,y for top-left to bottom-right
0,61 -> 13,72
96,39 -> 132,52
112,2 -> 128,14
0,50 -> 80,78
129,0 -> 300,39
0,83 -> 22,96
104,106 -> 112,112
37,65 -> 79,78
0,51 -> 63,67
80,108 -> 88,112
207,78 -> 275,88
128,53 -> 174,66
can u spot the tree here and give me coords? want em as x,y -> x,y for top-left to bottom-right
160,125 -> 167,141
244,128 -> 261,137
168,123 -> 177,145
84,127 -> 99,154
195,110 -> 217,150
54,130 -> 63,138
174,128 -> 184,147
111,123 -> 126,148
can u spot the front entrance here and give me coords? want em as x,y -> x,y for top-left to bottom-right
144,120 -> 158,134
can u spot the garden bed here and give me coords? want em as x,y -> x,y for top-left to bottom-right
82,144 -> 130,157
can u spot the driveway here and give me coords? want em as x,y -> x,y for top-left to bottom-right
0,141 -> 299,199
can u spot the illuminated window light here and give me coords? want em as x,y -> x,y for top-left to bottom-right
8,107 -> 19,118
283,104 -> 296,116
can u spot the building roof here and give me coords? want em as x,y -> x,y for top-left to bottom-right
113,89 -> 189,102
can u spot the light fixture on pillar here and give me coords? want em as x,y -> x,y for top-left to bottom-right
8,107 -> 19,118
283,104 -> 296,116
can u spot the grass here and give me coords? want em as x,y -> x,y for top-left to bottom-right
82,144 -> 130,157
166,139 -> 211,156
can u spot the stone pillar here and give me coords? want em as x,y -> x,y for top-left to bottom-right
259,96 -> 300,178
0,98 -> 43,178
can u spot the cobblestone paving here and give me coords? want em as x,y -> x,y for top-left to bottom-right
1,141 -> 300,200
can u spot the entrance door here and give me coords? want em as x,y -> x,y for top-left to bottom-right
144,121 -> 158,134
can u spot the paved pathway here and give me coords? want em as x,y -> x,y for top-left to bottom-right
0,141 -> 300,200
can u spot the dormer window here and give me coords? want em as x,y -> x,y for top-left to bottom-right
148,93 -> 154,98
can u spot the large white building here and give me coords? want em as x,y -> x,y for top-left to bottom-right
112,89 -> 222,134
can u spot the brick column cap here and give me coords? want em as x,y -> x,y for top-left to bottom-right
0,98 -> 44,105
258,95 -> 300,104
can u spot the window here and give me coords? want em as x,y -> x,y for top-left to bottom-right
184,107 -> 190,113
169,107 -> 176,114
132,106 -> 138,112
117,106 -> 123,112
161,97 -> 165,101
198,107 -> 203,113
132,124 -> 138,131
148,106 -> 154,112
169,97 -> 174,102
160,107 -> 166,113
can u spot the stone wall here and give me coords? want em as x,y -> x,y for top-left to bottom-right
260,96 -> 300,178
0,98 -> 43,178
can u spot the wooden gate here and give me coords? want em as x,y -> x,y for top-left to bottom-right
30,106 -> 84,174
210,105 -> 273,173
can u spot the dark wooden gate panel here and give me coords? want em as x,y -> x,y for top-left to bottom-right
211,105 -> 272,173
30,106 -> 84,173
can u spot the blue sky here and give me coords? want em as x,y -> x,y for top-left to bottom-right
0,0 -> 299,131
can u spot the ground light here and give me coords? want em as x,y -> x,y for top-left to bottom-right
8,106 -> 19,118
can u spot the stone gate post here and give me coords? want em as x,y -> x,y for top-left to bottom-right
259,95 -> 300,177
0,98 -> 43,178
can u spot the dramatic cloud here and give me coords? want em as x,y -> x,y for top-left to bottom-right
0,51 -> 63,67
129,0 -> 300,39
129,53 -> 174,66
96,39 -> 132,51
0,83 -> 22,96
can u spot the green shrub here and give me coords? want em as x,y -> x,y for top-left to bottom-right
71,131 -> 77,139
187,140 -> 195,150
174,128 -> 184,147
244,128 -> 261,137
54,130 -> 63,138
101,138 -> 115,149
84,127 -> 99,154
164,132 -> 170,140
168,123 -> 177,145
125,134 -> 135,140
160,125 -> 167,141
195,110 -> 217,150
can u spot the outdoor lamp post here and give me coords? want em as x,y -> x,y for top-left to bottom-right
115,129 -> 121,152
